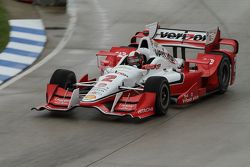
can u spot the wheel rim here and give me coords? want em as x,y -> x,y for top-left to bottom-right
160,84 -> 169,108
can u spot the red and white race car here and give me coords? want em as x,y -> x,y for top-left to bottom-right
33,23 -> 239,119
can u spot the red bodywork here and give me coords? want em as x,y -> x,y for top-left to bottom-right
37,82 -> 156,119
33,26 -> 239,119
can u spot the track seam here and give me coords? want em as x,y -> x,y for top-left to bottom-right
85,111 -> 183,167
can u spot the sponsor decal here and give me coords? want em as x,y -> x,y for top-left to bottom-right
89,88 -> 106,97
102,75 -> 117,82
92,87 -> 106,92
96,82 -> 107,88
116,72 -> 128,77
155,64 -> 161,69
84,95 -> 96,100
115,66 -> 134,71
117,103 -> 135,111
54,97 -> 70,104
151,40 -> 177,65
115,51 -> 127,57
143,64 -> 161,70
88,91 -> 103,96
209,59 -> 215,65
182,92 -> 199,103
156,29 -> 206,42
89,86 -> 110,97
203,58 -> 215,65
156,49 -> 176,64
138,107 -> 154,114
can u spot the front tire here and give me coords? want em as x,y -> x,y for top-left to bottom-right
50,69 -> 76,91
144,77 -> 170,116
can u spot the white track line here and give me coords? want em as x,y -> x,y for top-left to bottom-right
0,0 -> 77,90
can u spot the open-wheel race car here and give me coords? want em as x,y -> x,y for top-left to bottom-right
32,22 -> 239,119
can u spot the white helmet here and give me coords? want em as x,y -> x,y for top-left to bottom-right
127,51 -> 145,68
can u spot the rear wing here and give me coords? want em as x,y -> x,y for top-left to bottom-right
146,22 -> 221,52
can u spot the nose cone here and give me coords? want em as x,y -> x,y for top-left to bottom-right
82,74 -> 123,102
82,65 -> 143,102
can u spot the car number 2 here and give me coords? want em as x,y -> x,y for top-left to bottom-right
102,75 -> 117,82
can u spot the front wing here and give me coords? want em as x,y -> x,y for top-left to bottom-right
32,84 -> 157,119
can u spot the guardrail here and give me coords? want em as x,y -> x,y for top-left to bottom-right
0,19 -> 46,84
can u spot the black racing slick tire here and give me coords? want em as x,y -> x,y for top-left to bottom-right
144,77 -> 170,116
218,56 -> 231,94
50,69 -> 76,90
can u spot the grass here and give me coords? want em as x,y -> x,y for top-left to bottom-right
0,0 -> 10,52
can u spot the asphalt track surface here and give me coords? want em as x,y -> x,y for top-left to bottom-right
0,0 -> 249,167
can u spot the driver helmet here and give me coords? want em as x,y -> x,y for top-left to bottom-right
127,51 -> 145,68
143,29 -> 149,36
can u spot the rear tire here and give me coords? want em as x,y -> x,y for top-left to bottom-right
144,77 -> 170,116
50,69 -> 76,90
217,56 -> 231,94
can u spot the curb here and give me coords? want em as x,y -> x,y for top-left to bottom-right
0,0 -> 77,90
0,19 -> 46,84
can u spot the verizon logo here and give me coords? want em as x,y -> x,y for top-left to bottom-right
157,29 -> 207,41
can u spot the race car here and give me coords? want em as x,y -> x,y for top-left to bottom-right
32,22 -> 239,119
